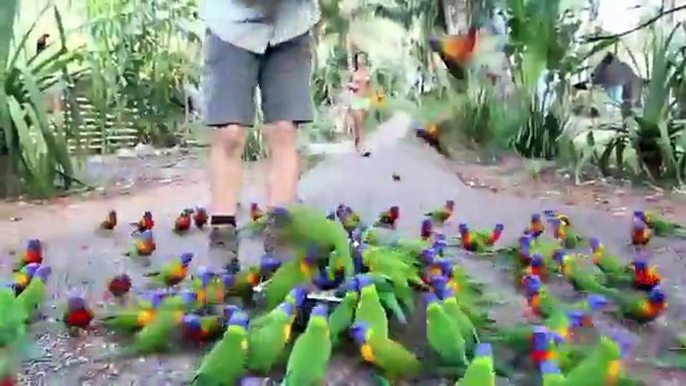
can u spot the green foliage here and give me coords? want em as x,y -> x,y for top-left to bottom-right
1,3 -> 82,197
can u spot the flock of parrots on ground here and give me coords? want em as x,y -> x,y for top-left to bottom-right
2,201 -> 686,385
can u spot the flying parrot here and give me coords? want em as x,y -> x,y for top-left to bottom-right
15,239 -> 43,270
17,265 -> 51,322
193,207 -> 208,229
281,304 -> 332,385
428,28 -> 478,81
424,200 -> 455,226
99,210 -> 117,231
456,343 -> 495,386
62,290 -> 94,335
375,206 -> 400,229
143,252 -> 193,287
191,311 -> 249,385
424,292 -> 468,367
173,209 -> 192,234
634,209 -> 686,237
247,301 -> 297,373
349,321 -> 422,381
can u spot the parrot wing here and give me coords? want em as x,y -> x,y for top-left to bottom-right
328,292 -> 358,346
264,260 -> 308,310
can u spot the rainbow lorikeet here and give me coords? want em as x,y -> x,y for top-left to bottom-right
247,301 -> 297,373
456,343 -> 495,386
143,252 -> 193,287
353,275 -> 389,339
107,273 -> 132,300
126,229 -> 156,258
349,321 -> 422,381
415,122 -> 445,154
335,204 -> 361,236
632,254 -> 661,291
428,28 -> 478,81
328,291 -> 358,347
424,200 -> 455,226
634,210 -> 686,237
458,223 -> 504,253
10,263 -> 40,296
17,265 -> 51,322
548,217 -> 583,249
630,217 -> 651,247
63,290 -> 94,334
424,292 -> 468,367
192,311 -> 249,385
420,219 -> 433,240
173,209 -> 192,234
527,213 -> 545,237
376,206 -> 400,228
99,210 -> 117,230
282,305 -> 332,385
589,238 -> 634,286
597,286 -> 668,323
181,306 -> 237,343
135,211 -> 154,232
16,239 -> 42,270
192,207 -> 208,229
98,292 -> 167,333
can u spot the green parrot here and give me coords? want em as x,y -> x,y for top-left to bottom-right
143,252 -> 193,288
192,311 -> 249,385
251,288 -> 307,330
360,246 -> 422,309
99,306 -> 158,333
247,301 -> 296,373
440,288 -> 478,350
281,304 -> 332,385
328,291 -> 358,346
17,265 -> 51,322
424,200 -> 454,225
363,271 -> 414,318
539,360 -> 565,386
268,205 -> 353,276
0,288 -> 30,383
353,275 -> 389,339
349,321 -> 422,381
548,217 -> 584,249
589,238 -> 634,285
456,343 -> 495,386
563,335 -> 627,385
335,204 -> 361,235
457,223 -> 504,253
263,259 -> 313,310
553,251 -> 607,292
424,292 -> 468,367
593,285 -> 667,323
634,210 -> 686,237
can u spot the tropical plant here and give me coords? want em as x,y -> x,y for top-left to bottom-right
1,2 -> 83,197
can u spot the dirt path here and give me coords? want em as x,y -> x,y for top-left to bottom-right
4,112 -> 686,384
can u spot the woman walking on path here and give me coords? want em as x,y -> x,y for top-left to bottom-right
347,52 -> 372,157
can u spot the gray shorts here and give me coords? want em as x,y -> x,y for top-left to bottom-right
202,30 -> 314,127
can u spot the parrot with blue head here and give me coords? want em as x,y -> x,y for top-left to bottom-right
458,223 -> 504,253
353,274 -> 389,339
10,263 -> 40,296
15,239 -> 43,270
126,229 -> 156,258
634,209 -> 686,237
17,265 -> 51,321
63,290 -> 94,334
632,251 -> 661,291
191,311 -> 249,385
348,321 -> 422,382
144,252 -> 193,287
281,304 -> 332,385
589,237 -> 634,286
528,213 -> 545,237
631,217 -> 651,247
548,217 -> 583,248
424,292 -> 468,367
181,312 -> 225,343
424,200 -> 455,226
247,301 -> 297,373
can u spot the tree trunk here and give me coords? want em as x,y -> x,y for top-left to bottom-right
442,0 -> 470,34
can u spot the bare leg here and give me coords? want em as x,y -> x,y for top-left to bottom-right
209,125 -> 247,216
264,121 -> 299,208
353,109 -> 369,155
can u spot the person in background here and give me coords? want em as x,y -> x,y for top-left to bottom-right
200,0 -> 320,272
347,52 -> 372,157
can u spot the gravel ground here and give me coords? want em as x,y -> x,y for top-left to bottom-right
1,115 -> 685,384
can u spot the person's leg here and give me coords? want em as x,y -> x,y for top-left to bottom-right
259,33 -> 314,252
202,29 -> 258,270
353,107 -> 370,156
